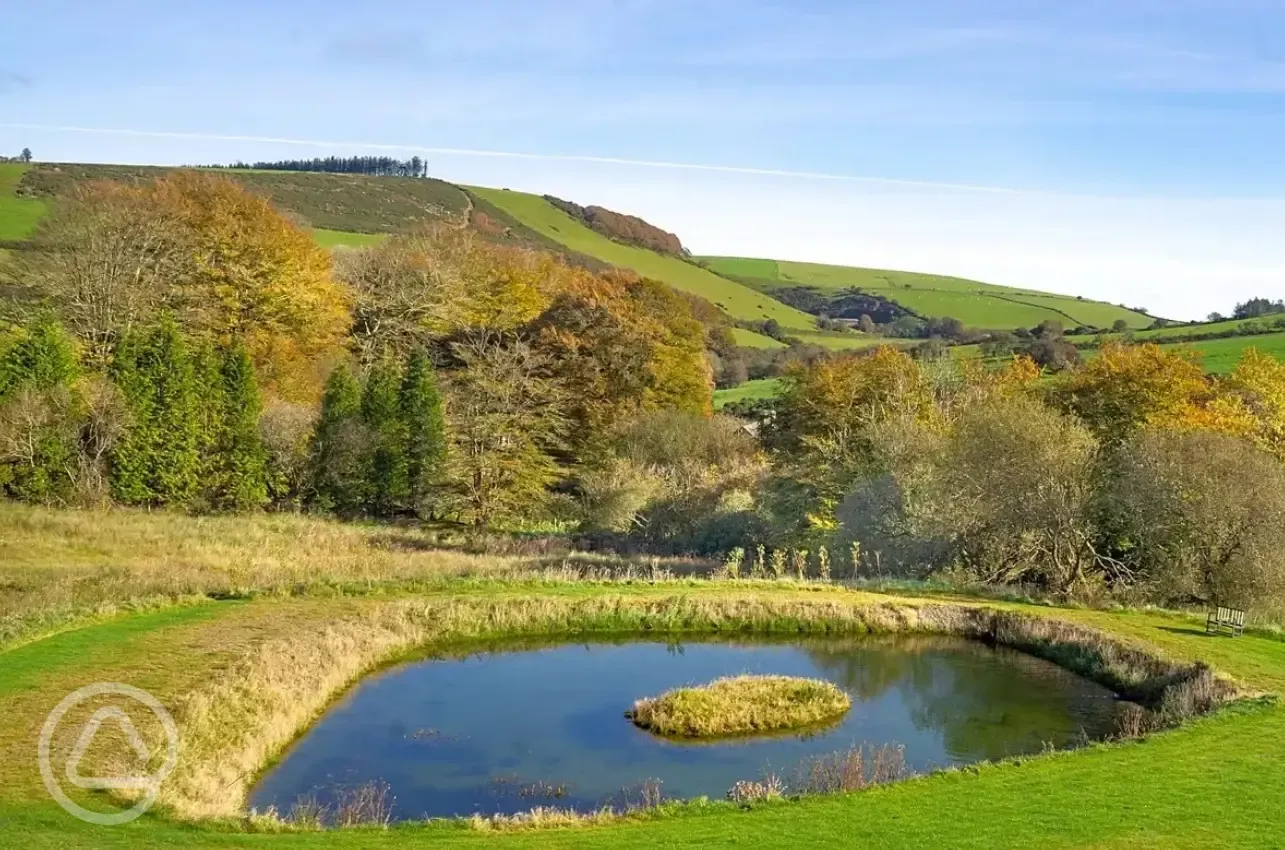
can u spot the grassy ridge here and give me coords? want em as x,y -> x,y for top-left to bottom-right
16,164 -> 471,235
704,255 -> 1154,330
468,188 -> 879,350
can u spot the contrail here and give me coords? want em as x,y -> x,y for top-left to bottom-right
0,122 -> 1034,196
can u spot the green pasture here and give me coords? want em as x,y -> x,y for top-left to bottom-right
468,189 -> 824,335
0,163 -> 47,242
703,256 -> 1153,331
713,377 -> 781,408
312,229 -> 388,249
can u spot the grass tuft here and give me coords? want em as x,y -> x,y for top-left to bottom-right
627,674 -> 851,738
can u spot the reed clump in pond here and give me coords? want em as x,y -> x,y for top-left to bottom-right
627,675 -> 852,738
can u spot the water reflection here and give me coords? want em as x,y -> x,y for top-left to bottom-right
250,635 -> 1124,821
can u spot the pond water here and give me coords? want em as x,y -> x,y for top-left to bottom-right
249,635 -> 1126,821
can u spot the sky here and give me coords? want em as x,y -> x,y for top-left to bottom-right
2,0 -> 1284,320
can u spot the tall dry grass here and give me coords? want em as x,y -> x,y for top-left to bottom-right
149,594 -> 1242,822
0,503 -> 718,648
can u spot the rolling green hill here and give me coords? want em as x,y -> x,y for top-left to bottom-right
469,187 -> 881,350
703,256 -> 1155,331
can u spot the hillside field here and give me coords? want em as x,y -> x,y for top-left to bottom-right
468,188 -> 882,350
0,163 -> 46,243
703,256 -> 1154,331
713,376 -> 782,408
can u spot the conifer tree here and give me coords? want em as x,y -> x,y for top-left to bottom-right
361,358 -> 408,516
309,362 -> 365,513
400,351 -> 446,514
0,317 -> 81,502
109,318 -> 200,506
204,343 -> 268,511
0,315 -> 78,400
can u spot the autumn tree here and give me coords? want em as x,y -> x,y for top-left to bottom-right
530,270 -> 712,449
342,225 -> 556,362
443,333 -> 567,526
16,181 -> 185,364
1224,348 -> 1285,460
766,346 -> 936,536
1052,343 -> 1239,442
20,172 -> 350,398
1105,430 -> 1285,608
151,171 -> 350,400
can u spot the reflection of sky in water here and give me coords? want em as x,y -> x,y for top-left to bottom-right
250,636 -> 1124,821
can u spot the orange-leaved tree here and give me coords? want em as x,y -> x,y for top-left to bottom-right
1052,342 -> 1252,442
151,171 -> 350,401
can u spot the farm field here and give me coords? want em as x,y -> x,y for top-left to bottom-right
468,188 -> 874,350
1,504 -> 1284,849
0,163 -> 47,242
714,377 -> 781,408
312,228 -> 388,249
703,256 -> 1154,331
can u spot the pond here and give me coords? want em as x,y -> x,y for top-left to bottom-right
249,635 -> 1127,821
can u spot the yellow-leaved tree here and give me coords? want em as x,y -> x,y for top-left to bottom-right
1052,342 -> 1253,442
152,172 -> 351,401
20,171 -> 351,401
767,346 -> 935,535
1225,348 -> 1285,460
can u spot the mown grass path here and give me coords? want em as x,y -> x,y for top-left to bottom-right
3,586 -> 1284,848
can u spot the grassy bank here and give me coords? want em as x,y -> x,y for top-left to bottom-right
2,580 -> 1284,847
3,504 -> 1285,847
14,589 -> 1243,821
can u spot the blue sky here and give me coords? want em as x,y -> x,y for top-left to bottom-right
3,0 -> 1284,319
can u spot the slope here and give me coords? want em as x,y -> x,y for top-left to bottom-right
468,188 -> 878,350
704,256 -> 1154,331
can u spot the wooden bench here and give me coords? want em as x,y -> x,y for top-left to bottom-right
1206,606 -> 1246,637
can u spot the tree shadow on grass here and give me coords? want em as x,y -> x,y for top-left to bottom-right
1156,625 -> 1220,639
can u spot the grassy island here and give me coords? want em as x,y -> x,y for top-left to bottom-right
627,675 -> 853,738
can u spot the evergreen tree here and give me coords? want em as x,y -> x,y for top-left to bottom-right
0,317 -> 81,503
204,344 -> 268,511
0,315 -> 78,400
361,358 -> 408,516
400,351 -> 446,514
309,362 -> 366,513
109,318 -> 200,506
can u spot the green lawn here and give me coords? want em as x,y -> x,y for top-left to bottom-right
703,256 -> 1154,331
714,377 -> 781,408
2,585 -> 1285,848
0,163 -> 47,242
312,228 -> 388,249
469,189 -> 880,349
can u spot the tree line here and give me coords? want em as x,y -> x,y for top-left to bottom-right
214,156 -> 430,177
5,166 -> 1285,614
1,170 -> 712,523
